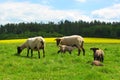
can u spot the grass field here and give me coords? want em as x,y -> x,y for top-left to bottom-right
0,38 -> 120,80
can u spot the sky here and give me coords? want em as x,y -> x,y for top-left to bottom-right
0,0 -> 120,25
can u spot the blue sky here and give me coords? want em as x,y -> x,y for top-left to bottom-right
0,0 -> 120,24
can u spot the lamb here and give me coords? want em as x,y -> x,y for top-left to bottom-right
17,36 -> 45,58
91,60 -> 103,66
90,47 -> 104,62
57,45 -> 77,54
55,35 -> 85,56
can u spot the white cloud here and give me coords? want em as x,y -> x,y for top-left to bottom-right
0,2 -> 52,24
1,1 -> 120,25
0,2 -> 91,24
92,4 -> 120,20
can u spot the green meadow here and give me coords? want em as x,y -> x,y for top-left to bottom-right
0,38 -> 120,80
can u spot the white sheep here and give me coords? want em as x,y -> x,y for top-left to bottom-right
17,36 -> 45,58
57,45 -> 77,54
55,35 -> 85,56
90,47 -> 104,62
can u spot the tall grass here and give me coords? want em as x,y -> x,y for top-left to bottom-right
0,38 -> 120,80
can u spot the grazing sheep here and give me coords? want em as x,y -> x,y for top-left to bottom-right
55,35 -> 85,56
57,45 -> 77,54
90,47 -> 104,62
91,60 -> 103,66
17,36 -> 45,58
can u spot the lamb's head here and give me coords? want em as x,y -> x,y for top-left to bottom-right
17,47 -> 22,55
55,38 -> 61,46
90,47 -> 99,53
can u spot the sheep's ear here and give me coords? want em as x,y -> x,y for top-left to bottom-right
17,46 -> 22,54
90,48 -> 93,50
17,46 -> 19,49
96,48 -> 99,50
54,39 -> 57,41
55,38 -> 61,40
55,38 -> 61,46
17,46 -> 21,49
55,38 -> 62,42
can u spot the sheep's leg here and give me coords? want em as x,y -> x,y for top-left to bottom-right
78,49 -> 81,56
81,41 -> 85,56
100,56 -> 104,62
27,49 -> 29,57
98,57 -> 101,62
101,57 -> 104,62
82,48 -> 85,56
97,57 -> 100,61
38,51 -> 40,59
31,49 -> 33,57
43,49 -> 45,58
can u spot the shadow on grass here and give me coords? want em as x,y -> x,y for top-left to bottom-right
13,53 -> 38,59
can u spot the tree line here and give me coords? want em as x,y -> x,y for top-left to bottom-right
0,20 -> 120,39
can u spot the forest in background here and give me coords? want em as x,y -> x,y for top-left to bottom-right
0,20 -> 120,39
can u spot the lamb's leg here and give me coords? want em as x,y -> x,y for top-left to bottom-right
57,50 -> 61,53
94,57 -> 96,60
69,51 -> 72,54
63,50 -> 66,53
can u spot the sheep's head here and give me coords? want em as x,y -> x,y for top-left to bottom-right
40,41 -> 44,49
90,47 -> 99,53
55,38 -> 61,46
17,47 -> 22,55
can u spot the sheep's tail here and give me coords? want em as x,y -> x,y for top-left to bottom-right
81,41 -> 84,47
81,41 -> 85,56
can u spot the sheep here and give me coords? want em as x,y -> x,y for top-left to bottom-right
91,60 -> 103,66
17,36 -> 45,58
90,47 -> 104,62
55,35 -> 85,56
57,45 -> 77,54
